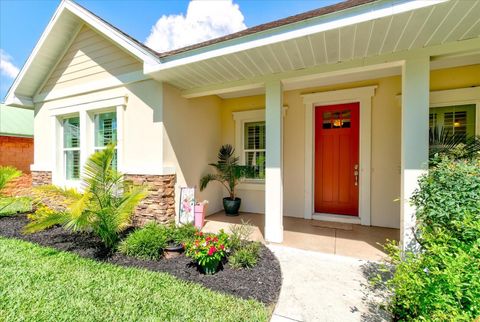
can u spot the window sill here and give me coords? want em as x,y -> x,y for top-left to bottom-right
238,180 -> 265,191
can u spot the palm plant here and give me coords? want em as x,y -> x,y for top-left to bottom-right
24,144 -> 147,249
429,127 -> 480,164
0,166 -> 21,194
200,144 -> 253,200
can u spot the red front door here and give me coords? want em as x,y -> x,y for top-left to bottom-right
314,103 -> 359,216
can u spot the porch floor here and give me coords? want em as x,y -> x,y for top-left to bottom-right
203,212 -> 399,261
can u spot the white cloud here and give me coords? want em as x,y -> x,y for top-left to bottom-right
0,49 -> 20,79
145,0 -> 247,52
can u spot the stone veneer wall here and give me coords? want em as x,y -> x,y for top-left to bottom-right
31,171 -> 52,187
124,174 -> 176,226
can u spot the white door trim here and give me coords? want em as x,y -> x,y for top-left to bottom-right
302,85 -> 376,225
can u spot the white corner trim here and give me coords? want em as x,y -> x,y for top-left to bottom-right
303,85 -> 376,225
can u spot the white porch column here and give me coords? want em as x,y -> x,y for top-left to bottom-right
401,56 -> 430,251
265,80 -> 284,243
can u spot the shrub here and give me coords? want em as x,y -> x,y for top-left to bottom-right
119,222 -> 168,260
24,145 -> 147,250
0,196 -> 32,216
412,157 -> 480,240
167,223 -> 198,244
185,230 -> 230,275
229,242 -> 261,269
228,220 -> 254,252
377,157 -> 480,320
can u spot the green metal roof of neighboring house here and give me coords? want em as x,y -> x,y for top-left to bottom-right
0,104 -> 34,137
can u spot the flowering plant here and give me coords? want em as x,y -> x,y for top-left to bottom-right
185,230 -> 230,274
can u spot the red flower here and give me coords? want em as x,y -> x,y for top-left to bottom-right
206,236 -> 211,242
213,237 -> 219,242
219,244 -> 225,250
208,246 -> 216,256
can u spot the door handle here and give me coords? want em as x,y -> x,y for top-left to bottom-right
354,164 -> 359,186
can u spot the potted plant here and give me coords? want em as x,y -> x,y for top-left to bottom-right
200,144 -> 253,216
185,230 -> 230,275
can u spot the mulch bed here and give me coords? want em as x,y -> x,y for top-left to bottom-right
0,214 -> 282,305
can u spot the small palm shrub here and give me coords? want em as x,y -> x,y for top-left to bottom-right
377,156 -> 480,320
0,166 -> 21,193
229,242 -> 261,269
24,145 -> 147,250
119,222 -> 168,260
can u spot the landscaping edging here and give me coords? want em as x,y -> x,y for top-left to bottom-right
0,214 -> 282,305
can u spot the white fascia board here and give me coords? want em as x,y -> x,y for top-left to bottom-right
4,0 -> 158,108
3,1 -> 67,107
146,0 -> 447,74
64,1 -> 159,65
4,95 -> 35,109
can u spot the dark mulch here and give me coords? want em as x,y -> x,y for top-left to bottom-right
0,214 -> 282,305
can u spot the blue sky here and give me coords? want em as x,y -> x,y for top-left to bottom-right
0,0 -> 341,101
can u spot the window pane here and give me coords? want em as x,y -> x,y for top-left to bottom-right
245,151 -> 265,179
429,104 -> 476,145
65,150 -> 80,180
322,109 -> 351,129
63,117 -> 80,148
95,112 -> 117,147
244,121 -> 265,149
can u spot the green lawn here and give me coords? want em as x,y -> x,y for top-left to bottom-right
0,237 -> 269,321
0,197 -> 32,216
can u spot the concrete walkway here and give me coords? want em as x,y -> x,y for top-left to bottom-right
268,245 -> 390,322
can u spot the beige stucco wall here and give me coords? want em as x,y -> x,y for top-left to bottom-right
162,83 -> 224,216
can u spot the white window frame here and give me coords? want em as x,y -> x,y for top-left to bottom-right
50,95 -> 126,189
233,107 -> 287,191
429,87 -> 480,136
62,114 -> 81,185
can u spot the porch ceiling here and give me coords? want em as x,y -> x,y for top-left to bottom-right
150,0 -> 480,94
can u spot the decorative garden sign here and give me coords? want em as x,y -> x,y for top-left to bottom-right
179,187 -> 195,225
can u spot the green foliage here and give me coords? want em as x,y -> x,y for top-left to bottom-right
118,222 -> 168,260
185,230 -> 230,275
429,127 -> 480,164
200,144 -> 253,199
378,157 -> 480,321
229,242 -> 261,269
0,197 -> 32,216
0,237 -> 269,321
0,166 -> 21,193
229,220 -> 255,252
167,222 -> 198,244
24,145 -> 147,250
411,157 -> 480,239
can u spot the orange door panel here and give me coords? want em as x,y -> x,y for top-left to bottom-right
314,103 -> 359,216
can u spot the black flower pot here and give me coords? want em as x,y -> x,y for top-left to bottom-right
223,197 -> 241,216
164,242 -> 184,259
